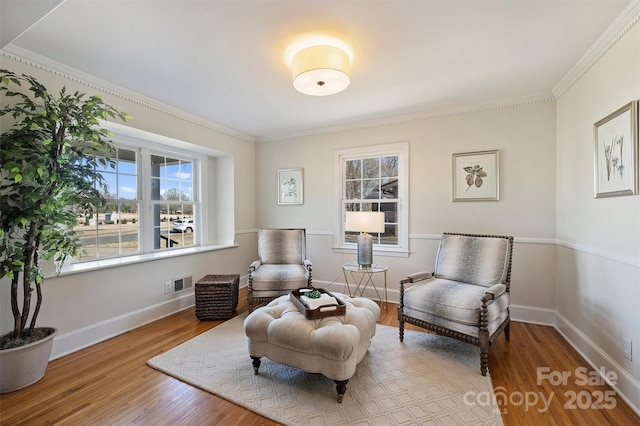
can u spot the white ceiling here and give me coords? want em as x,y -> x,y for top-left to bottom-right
1,0 -> 633,141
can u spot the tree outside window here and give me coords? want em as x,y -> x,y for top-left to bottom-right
72,147 -> 200,262
74,148 -> 140,261
343,155 -> 399,246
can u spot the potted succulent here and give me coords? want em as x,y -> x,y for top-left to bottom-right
0,69 -> 128,392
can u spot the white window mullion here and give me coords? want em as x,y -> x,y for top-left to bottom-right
140,147 -> 154,254
196,158 -> 206,245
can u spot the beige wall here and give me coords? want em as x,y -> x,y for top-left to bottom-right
0,55 -> 258,358
2,16 -> 639,413
253,25 -> 640,409
556,24 -> 640,410
256,101 -> 558,317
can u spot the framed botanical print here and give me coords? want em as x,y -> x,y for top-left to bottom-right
277,168 -> 303,205
594,101 -> 638,198
452,150 -> 500,201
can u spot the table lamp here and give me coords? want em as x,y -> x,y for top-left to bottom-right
345,211 -> 385,268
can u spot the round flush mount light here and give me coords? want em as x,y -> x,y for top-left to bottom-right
292,45 -> 351,96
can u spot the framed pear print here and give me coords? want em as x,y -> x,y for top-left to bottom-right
452,150 -> 499,201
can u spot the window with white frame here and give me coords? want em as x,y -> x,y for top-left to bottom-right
74,147 -> 141,261
335,142 -> 409,254
73,142 -> 201,263
150,153 -> 197,250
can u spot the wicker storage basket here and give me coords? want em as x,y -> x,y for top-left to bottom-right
195,274 -> 240,320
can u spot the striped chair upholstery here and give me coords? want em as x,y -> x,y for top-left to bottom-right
399,232 -> 514,376
247,228 -> 312,312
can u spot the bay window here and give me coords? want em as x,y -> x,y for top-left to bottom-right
72,139 -> 202,263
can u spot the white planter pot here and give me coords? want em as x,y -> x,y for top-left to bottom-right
0,327 -> 57,393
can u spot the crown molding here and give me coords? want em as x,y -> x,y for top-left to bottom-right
552,0 -> 640,98
257,92 -> 555,143
261,2 -> 640,143
6,0 -> 637,147
1,45 -> 256,144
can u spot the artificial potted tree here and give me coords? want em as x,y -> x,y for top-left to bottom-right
0,69 -> 128,392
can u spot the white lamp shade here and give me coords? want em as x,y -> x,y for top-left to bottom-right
292,45 -> 350,96
345,211 -> 385,233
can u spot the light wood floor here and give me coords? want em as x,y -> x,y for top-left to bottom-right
1,288 -> 639,425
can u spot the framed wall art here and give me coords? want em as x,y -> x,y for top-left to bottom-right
593,101 -> 638,198
277,168 -> 303,205
452,150 -> 499,201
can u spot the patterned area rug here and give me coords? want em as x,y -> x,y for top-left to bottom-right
148,313 -> 503,425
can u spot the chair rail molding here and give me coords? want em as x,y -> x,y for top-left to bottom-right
556,239 -> 639,268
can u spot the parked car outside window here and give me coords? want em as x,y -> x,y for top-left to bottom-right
172,218 -> 195,233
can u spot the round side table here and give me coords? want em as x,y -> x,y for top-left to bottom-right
342,262 -> 388,309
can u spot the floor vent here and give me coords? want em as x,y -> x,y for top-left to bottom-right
173,275 -> 193,293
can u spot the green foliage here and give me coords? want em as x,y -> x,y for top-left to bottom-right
0,69 -> 129,343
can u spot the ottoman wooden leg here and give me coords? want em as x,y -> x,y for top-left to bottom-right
334,379 -> 349,403
251,356 -> 261,374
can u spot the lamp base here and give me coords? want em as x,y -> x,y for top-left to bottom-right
356,232 -> 373,268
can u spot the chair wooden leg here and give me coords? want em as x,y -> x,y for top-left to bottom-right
480,347 -> 488,376
247,276 -> 254,313
505,321 -> 510,340
479,328 -> 489,376
398,282 -> 405,342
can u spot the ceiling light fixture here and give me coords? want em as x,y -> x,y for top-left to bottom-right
292,45 -> 351,96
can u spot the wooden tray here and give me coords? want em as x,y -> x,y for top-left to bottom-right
290,288 -> 346,319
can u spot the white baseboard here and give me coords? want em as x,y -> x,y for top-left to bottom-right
51,275 -> 251,360
554,313 -> 640,417
319,285 -> 640,416
49,278 -> 640,417
50,292 -> 195,360
510,304 -> 556,326
510,305 -> 640,415
320,280 -> 399,305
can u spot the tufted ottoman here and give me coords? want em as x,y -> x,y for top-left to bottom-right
243,292 -> 380,402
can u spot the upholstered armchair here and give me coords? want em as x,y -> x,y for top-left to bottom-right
399,232 -> 514,376
247,228 -> 312,312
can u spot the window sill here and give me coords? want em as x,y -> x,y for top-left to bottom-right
50,244 -> 238,278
